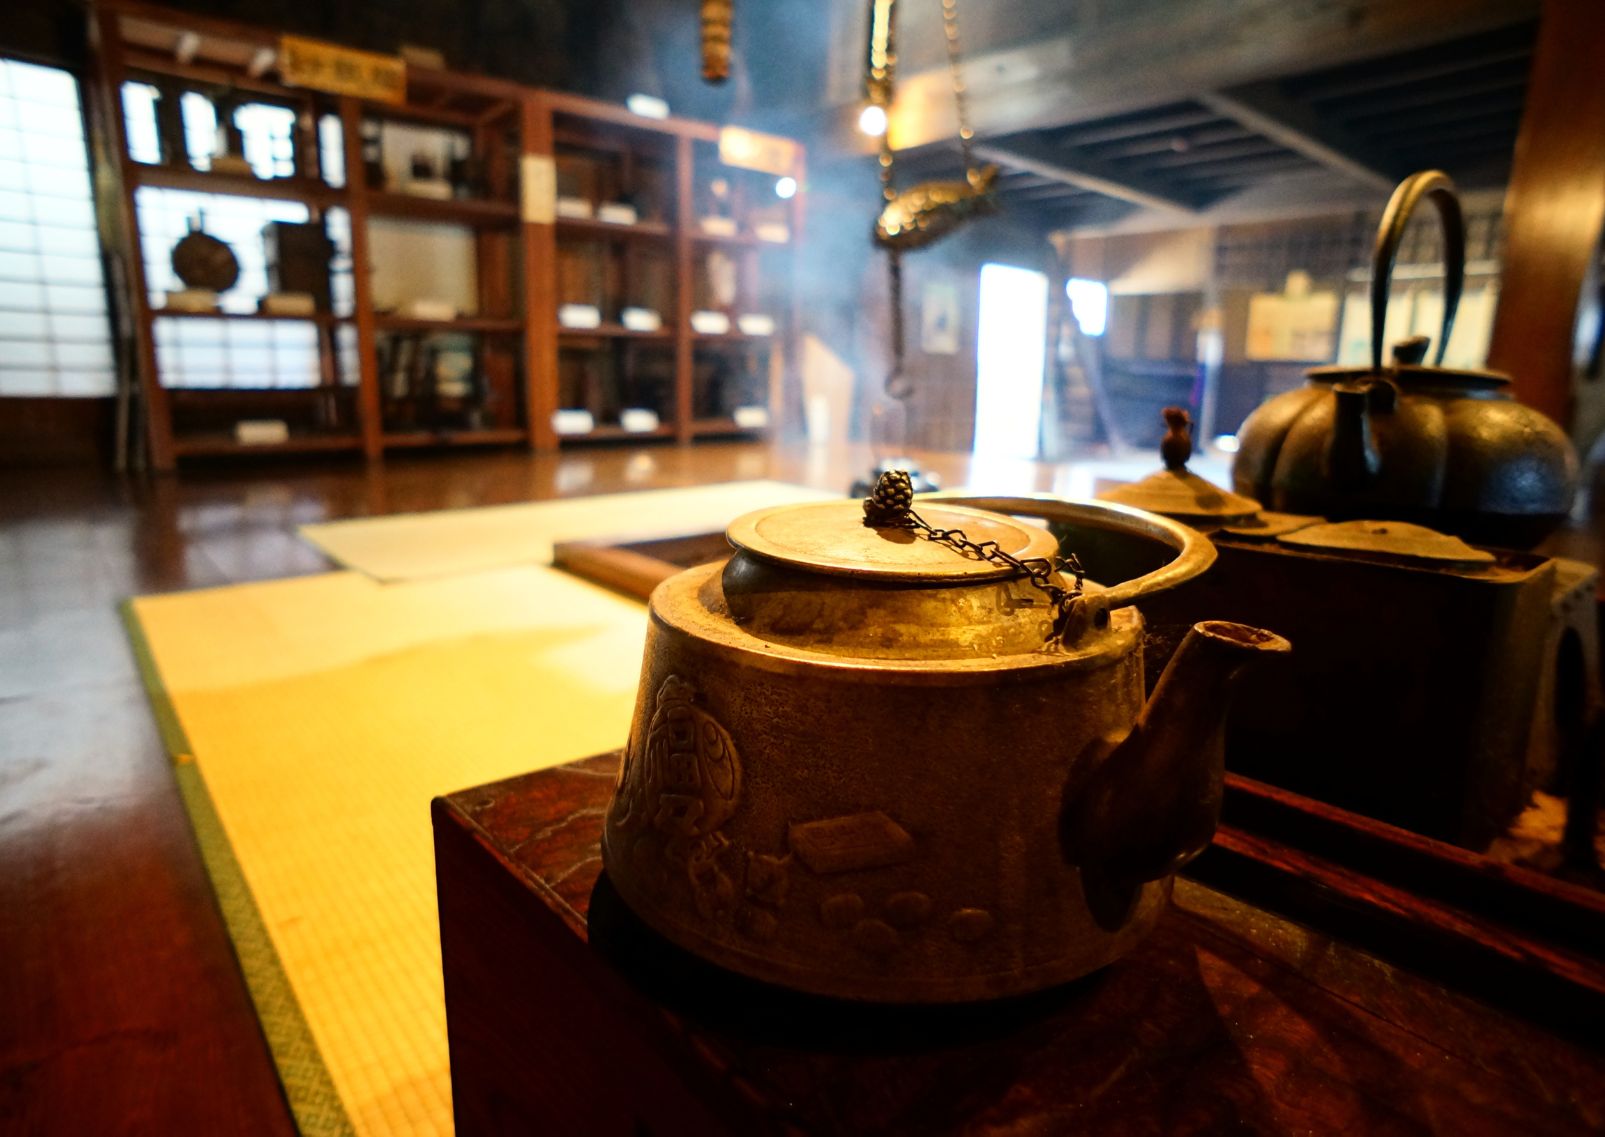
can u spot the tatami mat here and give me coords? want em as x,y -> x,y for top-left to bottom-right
298,480 -> 833,581
128,565 -> 651,1136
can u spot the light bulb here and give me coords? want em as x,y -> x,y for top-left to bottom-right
774,176 -> 797,199
858,104 -> 888,138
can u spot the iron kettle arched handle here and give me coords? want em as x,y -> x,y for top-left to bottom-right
1370,169 -> 1465,373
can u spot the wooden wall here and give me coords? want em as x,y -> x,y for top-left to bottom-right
0,397 -> 115,466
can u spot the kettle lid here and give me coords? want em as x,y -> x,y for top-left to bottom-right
1276,519 -> 1495,567
1098,407 -> 1261,522
727,499 -> 1060,582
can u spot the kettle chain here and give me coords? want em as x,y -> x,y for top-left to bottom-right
863,470 -> 1086,639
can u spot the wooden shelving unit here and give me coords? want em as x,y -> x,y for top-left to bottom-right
531,90 -> 804,447
88,1 -> 803,468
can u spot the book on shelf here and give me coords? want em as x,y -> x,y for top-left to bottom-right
164,289 -> 220,313
396,299 -> 459,321
260,292 -> 317,316
234,419 -> 290,445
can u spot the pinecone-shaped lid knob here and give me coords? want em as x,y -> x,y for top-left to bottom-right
863,469 -> 916,528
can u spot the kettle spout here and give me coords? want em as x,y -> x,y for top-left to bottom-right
1327,380 -> 1390,490
1062,621 -> 1290,887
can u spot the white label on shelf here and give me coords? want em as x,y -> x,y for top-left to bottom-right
398,299 -> 459,321
755,222 -> 790,244
690,310 -> 731,335
733,405 -> 770,429
555,196 -> 594,220
521,156 -> 557,224
552,409 -> 596,435
597,202 -> 639,225
698,216 -> 738,237
621,408 -> 660,433
621,307 -> 662,332
736,313 -> 775,336
235,419 -> 290,445
400,178 -> 454,200
625,93 -> 670,120
260,292 -> 317,316
559,304 -> 602,329
165,289 -> 220,313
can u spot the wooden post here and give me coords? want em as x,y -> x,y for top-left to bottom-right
91,4 -> 176,471
523,94 -> 559,451
338,95 -> 384,460
1486,0 -> 1605,431
674,134 -> 696,442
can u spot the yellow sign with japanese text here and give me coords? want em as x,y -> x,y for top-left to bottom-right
717,126 -> 797,176
278,35 -> 406,103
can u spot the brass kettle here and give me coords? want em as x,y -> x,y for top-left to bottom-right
601,484 -> 1288,1002
1233,170 -> 1577,548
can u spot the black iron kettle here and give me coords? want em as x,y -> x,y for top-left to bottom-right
1232,170 -> 1577,548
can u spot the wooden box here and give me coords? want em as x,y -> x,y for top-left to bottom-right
434,753 -> 1605,1137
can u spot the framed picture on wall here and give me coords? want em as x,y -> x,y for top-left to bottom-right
921,278 -> 961,355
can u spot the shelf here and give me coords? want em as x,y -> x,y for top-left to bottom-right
131,163 -> 343,205
557,324 -> 674,342
555,217 -> 673,241
373,315 -> 524,334
557,424 -> 676,443
691,332 -> 776,345
366,191 -> 521,226
382,427 -> 529,448
691,227 -> 792,249
691,418 -> 768,436
171,432 -> 363,457
150,308 -> 345,325
99,7 -> 802,470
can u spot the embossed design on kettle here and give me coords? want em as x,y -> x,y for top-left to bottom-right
612,675 -> 742,839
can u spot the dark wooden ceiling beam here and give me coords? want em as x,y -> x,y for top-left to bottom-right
1369,112 -> 1523,147
1003,183 -> 1097,203
1335,72 -> 1529,122
1362,101 -> 1525,140
869,0 -> 1537,152
1198,83 -> 1397,190
1297,45 -> 1532,104
1051,108 -> 1220,148
970,138 -> 1201,215
1169,154 -> 1323,183
1088,125 -> 1255,160
1132,137 -> 1290,171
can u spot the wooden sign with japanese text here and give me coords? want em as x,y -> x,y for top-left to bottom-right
717,126 -> 797,176
279,35 -> 406,103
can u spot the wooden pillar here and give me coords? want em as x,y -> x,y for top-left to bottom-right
1486,0 -> 1605,430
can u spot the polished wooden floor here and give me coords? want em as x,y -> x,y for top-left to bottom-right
2,439 -> 1602,1134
